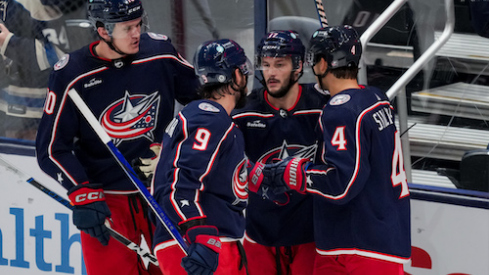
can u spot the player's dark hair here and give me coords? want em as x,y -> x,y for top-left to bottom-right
199,70 -> 239,99
330,66 -> 359,80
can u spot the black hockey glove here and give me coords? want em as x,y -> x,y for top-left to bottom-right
248,157 -> 310,197
181,225 -> 221,275
131,144 -> 161,187
68,183 -> 111,246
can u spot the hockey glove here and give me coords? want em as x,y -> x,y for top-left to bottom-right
248,162 -> 290,205
181,226 -> 221,275
132,144 -> 161,187
68,183 -> 111,246
249,157 -> 310,195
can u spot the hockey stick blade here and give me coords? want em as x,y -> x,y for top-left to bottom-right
67,88 -> 189,255
0,155 -> 159,266
314,0 -> 329,27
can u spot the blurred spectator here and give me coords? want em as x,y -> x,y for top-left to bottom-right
0,0 -> 93,140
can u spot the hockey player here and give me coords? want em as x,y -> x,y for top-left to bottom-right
35,0 -> 199,274
152,39 -> 251,275
0,0 -> 91,140
249,25 -> 411,274
232,30 -> 329,275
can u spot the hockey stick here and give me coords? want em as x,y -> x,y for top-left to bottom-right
67,88 -> 189,255
314,0 -> 329,27
0,155 -> 159,266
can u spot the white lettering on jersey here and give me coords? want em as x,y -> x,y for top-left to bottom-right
372,107 -> 394,131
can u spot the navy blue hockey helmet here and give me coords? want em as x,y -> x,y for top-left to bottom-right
87,0 -> 145,34
306,25 -> 362,69
256,30 -> 305,71
194,39 -> 252,86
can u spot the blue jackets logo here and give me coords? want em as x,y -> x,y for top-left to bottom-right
100,91 -> 160,145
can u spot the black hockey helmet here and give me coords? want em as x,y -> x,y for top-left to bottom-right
306,25 -> 362,69
87,0 -> 145,34
256,30 -> 305,71
194,39 -> 252,86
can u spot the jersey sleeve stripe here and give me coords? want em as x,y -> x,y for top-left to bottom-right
132,54 -> 194,68
293,109 -> 323,115
232,112 -> 274,119
198,123 -> 235,182
169,113 -> 204,220
47,66 -> 109,186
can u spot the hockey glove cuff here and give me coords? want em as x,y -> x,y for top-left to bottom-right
181,225 -> 221,275
248,162 -> 291,205
281,157 -> 310,194
68,183 -> 111,246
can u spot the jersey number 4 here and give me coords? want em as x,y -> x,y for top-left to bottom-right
331,127 -> 409,199
392,131 -> 409,199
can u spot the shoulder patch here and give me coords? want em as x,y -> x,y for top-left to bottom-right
198,102 -> 220,113
54,54 -> 69,71
148,32 -> 168,41
330,94 -> 351,105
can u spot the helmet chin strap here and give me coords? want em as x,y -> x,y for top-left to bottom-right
102,36 -> 129,56
312,64 -> 330,91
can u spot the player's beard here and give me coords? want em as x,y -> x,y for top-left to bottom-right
234,86 -> 247,109
266,72 -> 297,98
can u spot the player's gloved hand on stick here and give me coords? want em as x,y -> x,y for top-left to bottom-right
131,144 -> 161,187
181,225 -> 221,275
68,183 -> 111,246
248,157 -> 310,197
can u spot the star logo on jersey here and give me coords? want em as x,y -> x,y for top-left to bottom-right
100,91 -> 160,145
232,158 -> 249,205
57,173 -> 64,184
180,199 -> 190,207
258,140 -> 317,164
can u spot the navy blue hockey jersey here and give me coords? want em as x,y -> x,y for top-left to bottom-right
36,33 -> 200,192
306,86 -> 411,263
232,84 -> 329,246
152,100 -> 248,247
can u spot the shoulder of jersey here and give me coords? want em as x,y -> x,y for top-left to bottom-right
329,93 -> 352,106
54,54 -> 70,71
53,45 -> 89,71
301,83 -> 330,105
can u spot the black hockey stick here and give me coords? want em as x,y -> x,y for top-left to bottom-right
0,155 -> 159,266
314,0 -> 329,27
67,88 -> 189,255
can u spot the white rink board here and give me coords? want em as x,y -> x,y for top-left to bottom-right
405,198 -> 489,274
1,153 -> 489,274
0,153 -> 85,275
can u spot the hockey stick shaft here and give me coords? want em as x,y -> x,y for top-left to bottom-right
0,155 -> 159,265
314,0 -> 329,27
67,88 -> 189,254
